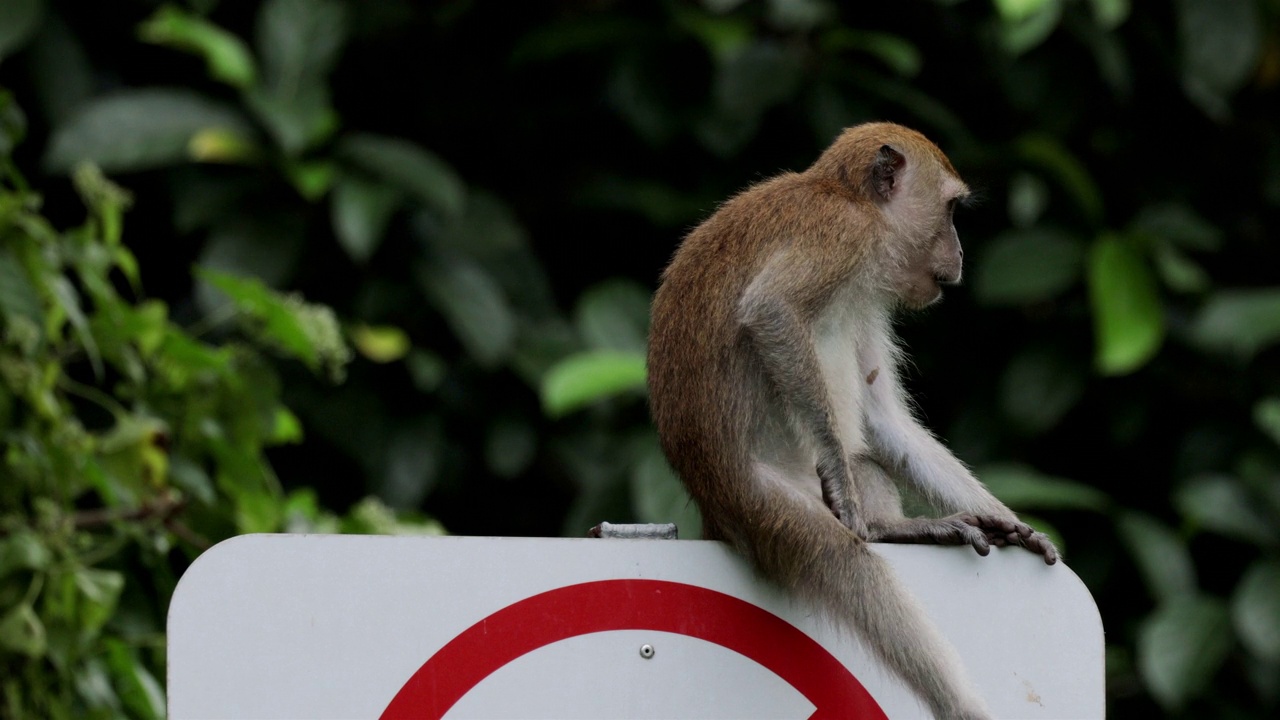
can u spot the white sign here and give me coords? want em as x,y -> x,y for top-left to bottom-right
167,535 -> 1103,719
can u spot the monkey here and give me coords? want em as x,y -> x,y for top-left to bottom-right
647,122 -> 1057,720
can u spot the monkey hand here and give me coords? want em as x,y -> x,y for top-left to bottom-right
960,515 -> 1058,565
867,516 -> 996,557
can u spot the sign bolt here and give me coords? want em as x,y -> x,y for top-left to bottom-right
639,644 -> 655,659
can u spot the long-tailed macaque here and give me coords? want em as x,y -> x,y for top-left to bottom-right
647,122 -> 1057,720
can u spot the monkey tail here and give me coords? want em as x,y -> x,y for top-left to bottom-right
732,483 -> 992,720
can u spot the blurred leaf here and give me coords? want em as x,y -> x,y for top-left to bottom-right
1137,595 -> 1233,711
331,174 -> 401,263
1233,560 -> 1280,662
574,279 -> 651,354
1256,398 -> 1280,448
1015,135 -> 1103,225
104,638 -> 165,720
187,127 -> 261,164
0,246 -> 42,329
283,160 -> 335,201
486,416 -> 537,480
997,348 -> 1085,434
1188,289 -> 1280,360
415,258 -> 515,367
575,176 -> 707,227
0,0 -> 44,61
341,497 -> 446,536
339,134 -> 465,219
350,324 -> 410,363
541,350 -> 648,418
977,463 -> 1109,511
1175,0 -> 1261,119
44,89 -> 252,173
138,5 -> 257,89
630,437 -> 702,536
974,228 -> 1083,306
76,567 -> 124,637
1087,234 -> 1164,375
1088,0 -> 1130,30
0,531 -> 51,577
1007,173 -> 1049,228
247,0 -> 345,153
766,0 -> 836,31
510,17 -> 635,64
406,349 -> 447,392
1129,202 -> 1224,252
996,0 -> 1063,55
0,604 -> 45,657
1152,244 -> 1210,294
1174,474 -> 1275,545
269,406 -> 303,444
1117,512 -> 1196,602
197,268 -> 317,366
378,421 -> 440,509
821,29 -> 921,77
674,5 -> 752,62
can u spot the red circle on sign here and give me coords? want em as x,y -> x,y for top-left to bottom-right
379,579 -> 887,720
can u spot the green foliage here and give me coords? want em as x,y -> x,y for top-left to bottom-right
1,0 -> 1279,716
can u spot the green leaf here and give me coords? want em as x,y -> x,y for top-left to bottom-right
1117,512 -> 1196,603
1007,172 -> 1049,228
996,0 -> 1063,55
998,347 -> 1085,434
331,174 -> 401,262
630,437 -> 702,536
196,268 -> 317,366
977,463 -> 1109,512
269,406 -> 303,444
1233,560 -> 1280,662
350,324 -> 410,363
486,416 -> 537,480
822,29 -> 921,76
973,228 -> 1083,306
339,134 -> 465,219
284,159 -> 335,201
1152,244 -> 1210,294
1088,0 -> 1130,30
105,639 -> 165,720
0,0 -> 44,61
1173,474 -> 1275,545
44,89 -> 252,173
1188,289 -> 1280,360
1175,0 -> 1261,119
541,350 -> 648,417
1087,234 -> 1164,375
76,567 -> 124,637
1015,134 -> 1103,225
1129,202 -> 1223,252
1137,595 -> 1233,711
246,0 -> 346,153
406,349 -> 447,392
0,246 -> 43,330
0,531 -> 51,578
415,259 -> 515,367
574,279 -> 652,354
1256,398 -> 1280,448
0,603 -> 46,657
138,5 -> 257,89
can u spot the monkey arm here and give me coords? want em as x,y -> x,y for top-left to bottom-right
738,252 -> 866,535
863,369 -> 1058,563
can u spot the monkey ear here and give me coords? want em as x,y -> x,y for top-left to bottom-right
870,144 -> 905,201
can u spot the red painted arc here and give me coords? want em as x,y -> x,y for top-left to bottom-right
379,579 -> 887,720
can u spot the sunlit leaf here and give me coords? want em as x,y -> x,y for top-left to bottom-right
1189,289 -> 1280,360
187,127 -> 261,164
1087,234 -> 1164,375
339,134 -> 465,219
1117,512 -> 1196,602
977,463 -> 1109,512
330,175 -> 401,263
1174,474 -> 1275,545
974,228 -> 1083,306
574,279 -> 651,354
0,0 -> 44,61
45,89 -> 252,173
415,259 -> 514,367
284,160 -> 335,201
105,638 -> 165,720
1137,595 -> 1232,711
138,5 -> 257,89
350,324 -> 410,363
196,268 -> 317,366
1233,560 -> 1280,662
541,350 -> 648,417
269,406 -> 303,444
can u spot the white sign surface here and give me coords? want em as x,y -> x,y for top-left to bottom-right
167,534 -> 1103,719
